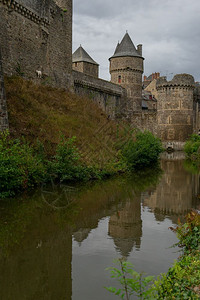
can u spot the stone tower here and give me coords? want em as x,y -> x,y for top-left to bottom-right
72,46 -> 99,78
156,74 -> 195,144
109,33 -> 144,111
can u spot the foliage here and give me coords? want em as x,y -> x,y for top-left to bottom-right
106,259 -> 155,299
122,131 -> 163,169
170,210 -> 200,254
184,134 -> 200,163
154,251 -> 200,299
49,136 -> 84,181
106,211 -> 200,299
0,129 -> 162,198
0,131 -> 46,198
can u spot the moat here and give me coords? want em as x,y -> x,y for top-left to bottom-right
0,153 -> 199,300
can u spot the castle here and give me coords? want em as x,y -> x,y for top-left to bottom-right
0,0 -> 199,148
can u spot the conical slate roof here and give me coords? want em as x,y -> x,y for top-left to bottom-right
73,46 -> 99,65
110,33 -> 142,59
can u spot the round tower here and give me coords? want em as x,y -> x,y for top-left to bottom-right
156,74 -> 195,143
109,33 -> 144,111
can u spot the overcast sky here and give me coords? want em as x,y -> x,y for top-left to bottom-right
73,0 -> 200,82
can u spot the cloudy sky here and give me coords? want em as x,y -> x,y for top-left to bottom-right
73,0 -> 200,82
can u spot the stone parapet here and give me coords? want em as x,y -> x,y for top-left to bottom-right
0,0 -> 50,27
156,74 -> 195,90
73,70 -> 126,96
73,70 -> 127,119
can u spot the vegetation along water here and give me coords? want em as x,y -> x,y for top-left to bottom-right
0,77 -> 199,299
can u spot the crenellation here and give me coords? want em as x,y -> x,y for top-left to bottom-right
1,0 -> 50,27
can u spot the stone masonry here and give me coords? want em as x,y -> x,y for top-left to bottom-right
1,0 -> 199,144
73,70 -> 127,119
109,33 -> 144,112
0,48 -> 9,131
156,74 -> 195,143
0,0 -> 72,88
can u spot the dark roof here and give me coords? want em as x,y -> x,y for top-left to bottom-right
72,46 -> 99,65
110,33 -> 143,60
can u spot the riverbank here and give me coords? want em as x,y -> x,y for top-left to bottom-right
153,210 -> 200,299
0,76 -> 163,198
107,210 -> 200,299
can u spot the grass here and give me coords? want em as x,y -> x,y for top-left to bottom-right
5,76 -> 131,164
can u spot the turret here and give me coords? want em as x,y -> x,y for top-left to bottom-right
156,74 -> 195,142
72,46 -> 99,78
109,33 -> 144,111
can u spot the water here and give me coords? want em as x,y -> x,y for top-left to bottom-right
0,153 -> 199,300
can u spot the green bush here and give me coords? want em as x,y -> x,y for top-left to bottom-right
122,131 -> 163,170
48,136 -> 93,182
154,252 -> 200,299
0,131 -> 46,198
184,134 -> 200,158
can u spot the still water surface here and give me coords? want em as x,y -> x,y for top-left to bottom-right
0,152 -> 199,300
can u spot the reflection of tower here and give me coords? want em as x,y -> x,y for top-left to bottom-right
108,197 -> 142,257
142,155 -> 200,223
73,228 -> 91,245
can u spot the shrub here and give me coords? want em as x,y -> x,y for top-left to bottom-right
48,136 -> 92,182
154,252 -> 200,299
122,131 -> 163,170
155,211 -> 200,299
170,210 -> 200,254
0,131 -> 46,198
184,134 -> 200,159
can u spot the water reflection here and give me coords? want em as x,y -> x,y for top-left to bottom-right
143,152 -> 200,224
0,156 -> 199,300
108,196 -> 142,257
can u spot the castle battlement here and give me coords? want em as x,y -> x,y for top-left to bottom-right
0,0 -> 50,27
156,74 -> 195,90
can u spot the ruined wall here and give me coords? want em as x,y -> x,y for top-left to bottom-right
156,74 -> 195,142
73,70 -> 127,119
73,61 -> 98,78
109,56 -> 144,111
0,49 -> 9,131
0,0 -> 72,88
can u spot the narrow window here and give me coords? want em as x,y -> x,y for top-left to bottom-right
75,62 -> 77,67
118,75 -> 121,83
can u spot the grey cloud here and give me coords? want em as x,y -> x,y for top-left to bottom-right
73,0 -> 200,81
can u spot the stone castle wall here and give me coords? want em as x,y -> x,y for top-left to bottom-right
73,62 -> 98,78
130,111 -> 157,135
0,0 -> 72,88
73,70 -> 127,119
0,49 -> 9,131
156,74 -> 195,142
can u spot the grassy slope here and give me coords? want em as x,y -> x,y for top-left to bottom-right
5,76 -> 129,165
